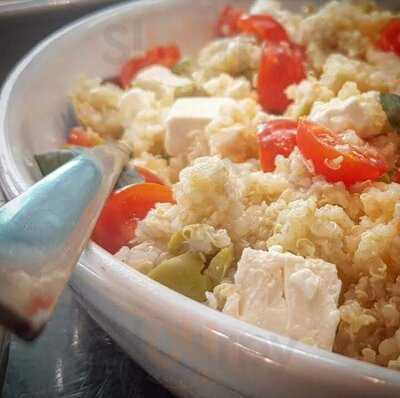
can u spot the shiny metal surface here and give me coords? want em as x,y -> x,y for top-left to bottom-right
0,327 -> 9,395
3,287 -> 174,398
0,143 -> 130,339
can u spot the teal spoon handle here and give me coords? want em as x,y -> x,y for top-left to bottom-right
0,141 -> 131,340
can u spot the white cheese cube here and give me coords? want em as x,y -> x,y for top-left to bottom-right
284,257 -> 341,351
308,92 -> 387,139
165,97 -> 236,156
135,65 -> 192,88
223,248 -> 341,351
223,248 -> 288,334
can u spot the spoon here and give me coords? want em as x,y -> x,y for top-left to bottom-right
0,140 -> 132,340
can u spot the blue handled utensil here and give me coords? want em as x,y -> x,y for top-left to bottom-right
0,140 -> 131,340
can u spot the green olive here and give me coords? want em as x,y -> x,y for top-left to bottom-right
172,58 -> 193,76
181,224 -> 198,239
168,225 -> 205,255
167,231 -> 186,255
148,251 -> 212,302
205,245 -> 235,287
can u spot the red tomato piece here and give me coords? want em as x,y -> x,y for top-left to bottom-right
237,14 -> 289,43
67,127 -> 102,147
135,166 -> 165,185
92,183 -> 174,254
119,45 -> 181,89
296,120 -> 388,186
258,119 -> 298,172
376,18 -> 400,57
119,58 -> 146,89
216,5 -> 244,37
393,169 -> 400,184
257,42 -> 306,114
146,46 -> 181,68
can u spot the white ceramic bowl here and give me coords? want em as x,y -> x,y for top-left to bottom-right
1,1 -> 400,397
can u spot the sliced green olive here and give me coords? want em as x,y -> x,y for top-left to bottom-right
167,231 -> 186,256
172,58 -> 193,76
148,251 -> 211,302
182,225 -> 194,239
168,224 -> 203,255
205,245 -> 235,287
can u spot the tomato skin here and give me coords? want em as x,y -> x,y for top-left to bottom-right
258,119 -> 298,172
376,19 -> 400,57
67,127 -> 102,147
393,169 -> 400,184
92,183 -> 174,254
119,45 -> 181,89
217,6 -> 289,44
135,166 -> 165,185
237,14 -> 289,43
216,5 -> 244,37
120,57 -> 146,89
296,120 -> 388,186
257,42 -> 306,114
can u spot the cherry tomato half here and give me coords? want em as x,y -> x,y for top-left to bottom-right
216,5 -> 244,37
119,45 -> 181,89
67,127 -> 102,147
237,14 -> 289,43
92,183 -> 174,254
296,120 -> 388,186
257,42 -> 306,114
376,18 -> 400,57
258,119 -> 298,172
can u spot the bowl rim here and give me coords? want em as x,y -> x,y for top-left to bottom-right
1,0 -> 400,392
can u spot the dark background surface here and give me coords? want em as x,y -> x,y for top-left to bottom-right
3,288 -> 173,398
0,2 -> 174,397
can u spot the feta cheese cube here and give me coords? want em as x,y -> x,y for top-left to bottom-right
223,248 -> 288,333
284,257 -> 341,351
309,92 -> 387,139
135,65 -> 192,88
223,248 -> 341,351
165,97 -> 236,156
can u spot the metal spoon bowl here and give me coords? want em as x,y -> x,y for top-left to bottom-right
0,141 -> 131,339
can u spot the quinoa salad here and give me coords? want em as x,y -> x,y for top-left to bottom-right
53,0 -> 400,370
